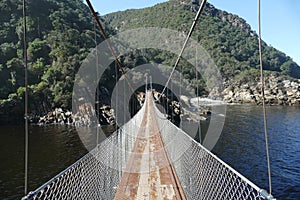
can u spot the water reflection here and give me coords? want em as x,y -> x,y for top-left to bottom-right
0,105 -> 300,199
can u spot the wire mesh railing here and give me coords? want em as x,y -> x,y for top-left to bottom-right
22,103 -> 145,200
154,105 -> 274,200
22,96 -> 274,200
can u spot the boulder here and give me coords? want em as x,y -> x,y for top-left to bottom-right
286,89 -> 294,96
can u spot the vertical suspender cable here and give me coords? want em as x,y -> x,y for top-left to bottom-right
159,0 -> 207,99
258,0 -> 272,195
94,19 -> 100,147
195,47 -> 201,144
123,79 -> 126,126
23,0 -> 29,195
115,61 -> 118,127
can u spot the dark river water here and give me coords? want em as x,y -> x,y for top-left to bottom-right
0,105 -> 299,199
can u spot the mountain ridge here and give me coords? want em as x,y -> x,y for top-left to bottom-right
0,0 -> 299,123
104,0 -> 299,80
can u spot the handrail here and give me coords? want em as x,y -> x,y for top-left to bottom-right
153,104 -> 276,200
22,148 -> 95,199
22,93 -> 276,200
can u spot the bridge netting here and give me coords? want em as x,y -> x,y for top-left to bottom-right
23,92 -> 270,200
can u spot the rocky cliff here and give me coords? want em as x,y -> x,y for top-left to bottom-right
223,75 -> 300,105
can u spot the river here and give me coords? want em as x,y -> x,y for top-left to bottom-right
0,105 -> 299,199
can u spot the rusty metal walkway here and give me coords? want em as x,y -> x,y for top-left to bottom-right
22,91 -> 272,200
114,91 -> 186,200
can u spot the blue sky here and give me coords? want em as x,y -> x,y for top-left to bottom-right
91,0 -> 300,65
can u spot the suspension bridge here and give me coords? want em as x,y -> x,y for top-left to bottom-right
22,90 -> 273,200
21,0 -> 276,199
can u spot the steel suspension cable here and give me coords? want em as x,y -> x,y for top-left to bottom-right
159,0 -> 207,99
258,0 -> 272,195
195,47 -> 201,144
94,19 -> 100,148
23,0 -> 29,195
86,0 -> 135,96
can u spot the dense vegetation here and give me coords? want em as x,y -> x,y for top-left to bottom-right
104,0 -> 300,82
0,0 -> 299,123
0,0 -> 108,122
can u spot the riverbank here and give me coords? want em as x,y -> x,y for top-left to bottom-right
2,105 -> 299,199
223,75 -> 300,105
3,75 -> 299,126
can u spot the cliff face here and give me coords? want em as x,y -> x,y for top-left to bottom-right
223,75 -> 300,105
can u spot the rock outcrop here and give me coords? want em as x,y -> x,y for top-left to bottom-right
38,104 -> 116,126
38,108 -> 74,125
223,75 -> 300,105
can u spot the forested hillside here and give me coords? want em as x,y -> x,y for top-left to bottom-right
0,0 -> 109,122
104,0 -> 300,81
0,0 -> 299,123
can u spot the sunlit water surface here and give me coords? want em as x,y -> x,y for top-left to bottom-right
0,105 -> 299,199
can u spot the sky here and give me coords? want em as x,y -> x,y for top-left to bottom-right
90,0 -> 300,65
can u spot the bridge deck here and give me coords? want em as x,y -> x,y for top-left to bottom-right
114,92 -> 186,200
